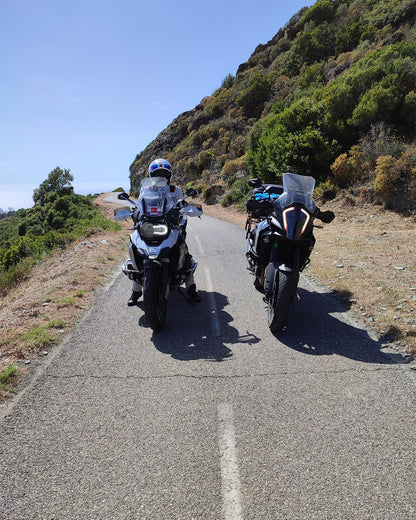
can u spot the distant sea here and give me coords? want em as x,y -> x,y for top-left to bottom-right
0,182 -> 124,212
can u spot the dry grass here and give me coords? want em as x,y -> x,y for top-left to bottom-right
308,197 -> 416,356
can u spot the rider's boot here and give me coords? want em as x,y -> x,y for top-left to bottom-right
127,290 -> 142,306
187,284 -> 201,304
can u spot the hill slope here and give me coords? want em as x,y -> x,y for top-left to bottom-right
129,0 -> 416,210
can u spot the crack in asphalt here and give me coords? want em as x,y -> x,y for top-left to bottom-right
45,365 -> 404,381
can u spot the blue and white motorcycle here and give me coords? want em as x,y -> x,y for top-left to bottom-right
113,177 -> 203,331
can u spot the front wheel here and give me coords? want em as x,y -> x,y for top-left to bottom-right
268,270 -> 299,333
143,267 -> 168,331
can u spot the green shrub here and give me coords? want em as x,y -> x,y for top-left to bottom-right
335,17 -> 361,53
198,149 -> 215,172
185,181 -> 207,194
292,23 -> 336,66
349,82 -> 401,128
236,72 -> 273,117
295,0 -> 335,29
0,257 -> 35,296
221,74 -> 235,89
248,122 -> 339,183
365,0 -> 416,29
0,167 -> 121,294
202,186 -> 213,202
315,178 -> 337,198
221,178 -> 251,209
401,90 -> 416,129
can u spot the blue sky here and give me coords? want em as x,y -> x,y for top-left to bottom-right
0,0 -> 308,210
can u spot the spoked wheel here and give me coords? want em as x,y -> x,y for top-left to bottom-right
268,270 -> 299,334
143,268 -> 168,331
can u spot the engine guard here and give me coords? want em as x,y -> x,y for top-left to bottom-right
122,259 -> 141,281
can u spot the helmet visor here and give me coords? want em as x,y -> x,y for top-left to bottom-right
150,162 -> 171,173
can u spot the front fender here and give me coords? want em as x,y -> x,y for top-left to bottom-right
144,259 -> 169,297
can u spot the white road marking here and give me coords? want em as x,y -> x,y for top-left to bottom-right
193,232 -> 205,255
204,267 -> 221,337
218,403 -> 243,520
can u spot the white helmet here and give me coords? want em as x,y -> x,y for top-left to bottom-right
148,158 -> 172,183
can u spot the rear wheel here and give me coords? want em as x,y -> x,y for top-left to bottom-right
268,270 -> 299,333
143,268 -> 168,331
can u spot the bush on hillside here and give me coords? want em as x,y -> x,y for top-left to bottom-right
221,178 -> 251,209
331,145 -> 368,187
0,167 -> 120,291
236,72 -> 273,117
374,155 -> 401,194
220,156 -> 249,181
221,74 -> 235,89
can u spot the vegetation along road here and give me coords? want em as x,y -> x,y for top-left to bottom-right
1,212 -> 415,519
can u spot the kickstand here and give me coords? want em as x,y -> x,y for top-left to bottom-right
178,287 -> 195,306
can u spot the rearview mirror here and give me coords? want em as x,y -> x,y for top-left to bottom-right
249,178 -> 263,188
322,190 -> 336,201
117,192 -> 130,201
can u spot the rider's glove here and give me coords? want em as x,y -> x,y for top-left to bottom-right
132,209 -> 140,223
169,207 -> 180,225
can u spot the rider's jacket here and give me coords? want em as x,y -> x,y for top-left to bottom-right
168,185 -> 184,205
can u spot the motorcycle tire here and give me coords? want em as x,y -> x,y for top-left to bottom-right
268,270 -> 299,333
143,268 -> 168,331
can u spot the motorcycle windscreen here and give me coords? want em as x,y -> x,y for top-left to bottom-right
137,178 -> 174,217
277,173 -> 317,213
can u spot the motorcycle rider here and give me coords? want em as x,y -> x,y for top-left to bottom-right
127,158 -> 201,306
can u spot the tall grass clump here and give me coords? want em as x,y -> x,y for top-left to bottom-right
0,364 -> 19,391
21,327 -> 56,350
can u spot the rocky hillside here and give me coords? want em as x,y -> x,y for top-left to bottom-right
129,0 -> 416,211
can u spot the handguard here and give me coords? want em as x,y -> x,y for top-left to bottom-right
317,209 -> 335,223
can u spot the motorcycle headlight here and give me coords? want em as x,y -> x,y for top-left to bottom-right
140,223 -> 169,239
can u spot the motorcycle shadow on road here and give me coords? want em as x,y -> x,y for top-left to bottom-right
275,286 -> 401,365
144,290 -> 261,362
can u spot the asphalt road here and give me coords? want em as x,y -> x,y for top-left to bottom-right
1,215 -> 415,520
